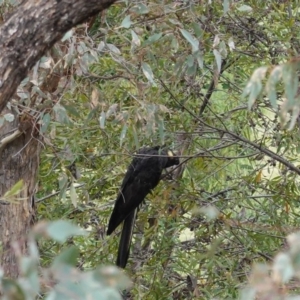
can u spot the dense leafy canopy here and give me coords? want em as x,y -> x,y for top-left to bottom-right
2,0 -> 300,299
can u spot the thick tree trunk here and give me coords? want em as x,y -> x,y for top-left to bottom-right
0,108 -> 40,277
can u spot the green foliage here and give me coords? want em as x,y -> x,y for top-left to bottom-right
2,0 -> 299,299
1,180 -> 24,202
244,62 -> 300,129
240,231 -> 300,299
0,221 -> 129,299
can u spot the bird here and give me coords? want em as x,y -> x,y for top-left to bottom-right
107,145 -> 180,268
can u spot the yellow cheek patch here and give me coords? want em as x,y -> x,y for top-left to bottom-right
167,150 -> 174,157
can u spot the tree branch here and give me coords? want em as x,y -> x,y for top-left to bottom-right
0,129 -> 22,154
0,0 -> 117,112
160,79 -> 300,176
199,59 -> 228,116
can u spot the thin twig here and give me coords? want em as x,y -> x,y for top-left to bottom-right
0,129 -> 22,154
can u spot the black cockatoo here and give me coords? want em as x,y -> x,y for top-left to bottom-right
107,146 -> 179,268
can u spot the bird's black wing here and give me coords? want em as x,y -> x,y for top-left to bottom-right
119,146 -> 161,190
106,161 -> 161,234
107,147 -> 163,235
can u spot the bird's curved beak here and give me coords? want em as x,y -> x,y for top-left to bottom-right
167,150 -> 174,157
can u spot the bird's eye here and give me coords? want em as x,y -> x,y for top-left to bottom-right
167,150 -> 174,157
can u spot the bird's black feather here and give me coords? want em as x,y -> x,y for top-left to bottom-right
107,146 -> 179,268
116,209 -> 137,268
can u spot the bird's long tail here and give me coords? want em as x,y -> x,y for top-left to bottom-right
116,209 -> 137,268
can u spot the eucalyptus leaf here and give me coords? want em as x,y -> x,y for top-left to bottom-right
4,113 -> 14,122
52,246 -> 80,268
141,62 -> 156,86
180,29 -> 199,53
121,15 -> 131,28
99,111 -> 106,129
70,183 -> 78,208
46,220 -> 86,243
